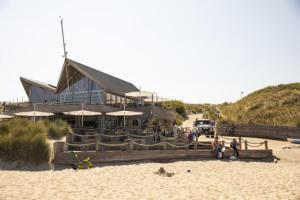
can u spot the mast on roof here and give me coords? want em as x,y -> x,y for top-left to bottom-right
59,16 -> 70,92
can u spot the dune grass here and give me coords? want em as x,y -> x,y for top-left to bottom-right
0,118 -> 70,164
175,83 -> 300,127
219,83 -> 300,126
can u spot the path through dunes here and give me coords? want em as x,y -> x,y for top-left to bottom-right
181,114 -> 203,128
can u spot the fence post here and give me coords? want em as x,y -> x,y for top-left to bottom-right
163,140 -> 167,150
264,140 -> 268,150
53,142 -> 64,161
95,135 -> 99,151
245,140 -> 248,150
239,136 -> 242,149
130,140 -> 134,152
194,132 -> 198,150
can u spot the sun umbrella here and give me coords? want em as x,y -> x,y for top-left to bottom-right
63,110 -> 102,127
63,110 -> 102,116
106,110 -> 143,128
14,111 -> 54,123
143,96 -> 171,103
0,114 -> 14,119
106,110 -> 143,116
106,111 -> 143,116
125,91 -> 154,98
15,111 -> 54,117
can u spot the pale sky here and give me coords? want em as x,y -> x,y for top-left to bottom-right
0,0 -> 300,103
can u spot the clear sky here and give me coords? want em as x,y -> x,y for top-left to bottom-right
0,0 -> 300,104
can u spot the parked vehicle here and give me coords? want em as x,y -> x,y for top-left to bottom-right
194,118 -> 215,138
287,138 -> 300,144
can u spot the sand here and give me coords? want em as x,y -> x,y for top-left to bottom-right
1,157 -> 300,200
1,114 -> 300,200
182,113 -> 203,128
1,139 -> 300,200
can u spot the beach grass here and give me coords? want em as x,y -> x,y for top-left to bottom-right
0,118 -> 70,164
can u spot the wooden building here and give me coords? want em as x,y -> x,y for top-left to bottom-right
11,58 -> 176,132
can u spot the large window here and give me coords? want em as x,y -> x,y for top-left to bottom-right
30,85 -> 57,104
59,76 -> 105,104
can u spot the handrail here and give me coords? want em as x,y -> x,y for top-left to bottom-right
65,142 -> 96,147
98,142 -> 130,147
128,133 -> 156,138
166,141 -> 195,148
133,142 -> 164,147
71,133 -> 96,137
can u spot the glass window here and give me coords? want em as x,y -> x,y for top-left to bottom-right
31,85 -> 57,103
58,75 -> 104,104
106,93 -> 112,105
111,94 -> 116,104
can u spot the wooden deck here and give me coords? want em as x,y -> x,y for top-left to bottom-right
53,148 -> 273,165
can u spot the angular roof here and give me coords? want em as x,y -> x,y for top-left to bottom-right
20,77 -> 56,97
56,58 -> 139,96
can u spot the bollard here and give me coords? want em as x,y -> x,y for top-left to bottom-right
264,140 -> 268,150
239,136 -> 242,150
245,140 -> 248,150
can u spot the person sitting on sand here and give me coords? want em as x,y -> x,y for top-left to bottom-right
212,137 -> 223,159
230,138 -> 239,158
212,136 -> 219,150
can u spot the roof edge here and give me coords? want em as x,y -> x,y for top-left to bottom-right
20,77 -> 56,93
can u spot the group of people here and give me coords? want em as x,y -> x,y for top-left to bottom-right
211,136 -> 239,159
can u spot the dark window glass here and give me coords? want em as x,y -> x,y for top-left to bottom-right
31,85 -> 57,103
59,76 -> 104,104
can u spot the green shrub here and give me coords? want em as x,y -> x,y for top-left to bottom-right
162,100 -> 187,118
45,120 -> 70,139
0,118 -> 50,164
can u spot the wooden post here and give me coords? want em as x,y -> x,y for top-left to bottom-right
264,140 -> 268,150
53,142 -> 64,159
130,139 -> 134,152
245,140 -> 248,150
239,136 -> 242,150
194,132 -> 198,150
96,135 -> 99,151
222,140 -> 225,147
163,140 -> 167,150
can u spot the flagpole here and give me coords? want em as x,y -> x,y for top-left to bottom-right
59,16 -> 70,92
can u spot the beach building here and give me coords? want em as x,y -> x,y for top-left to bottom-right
10,58 -> 176,132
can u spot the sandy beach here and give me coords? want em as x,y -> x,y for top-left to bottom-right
1,154 -> 300,200
1,114 -> 300,200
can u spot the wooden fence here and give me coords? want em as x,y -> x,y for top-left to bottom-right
217,123 -> 300,140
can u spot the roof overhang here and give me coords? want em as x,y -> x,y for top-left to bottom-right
20,77 -> 56,97
56,59 -> 139,96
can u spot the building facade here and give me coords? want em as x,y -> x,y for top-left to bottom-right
14,59 -> 176,131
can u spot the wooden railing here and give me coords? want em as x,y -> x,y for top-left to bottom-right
65,132 -> 269,152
